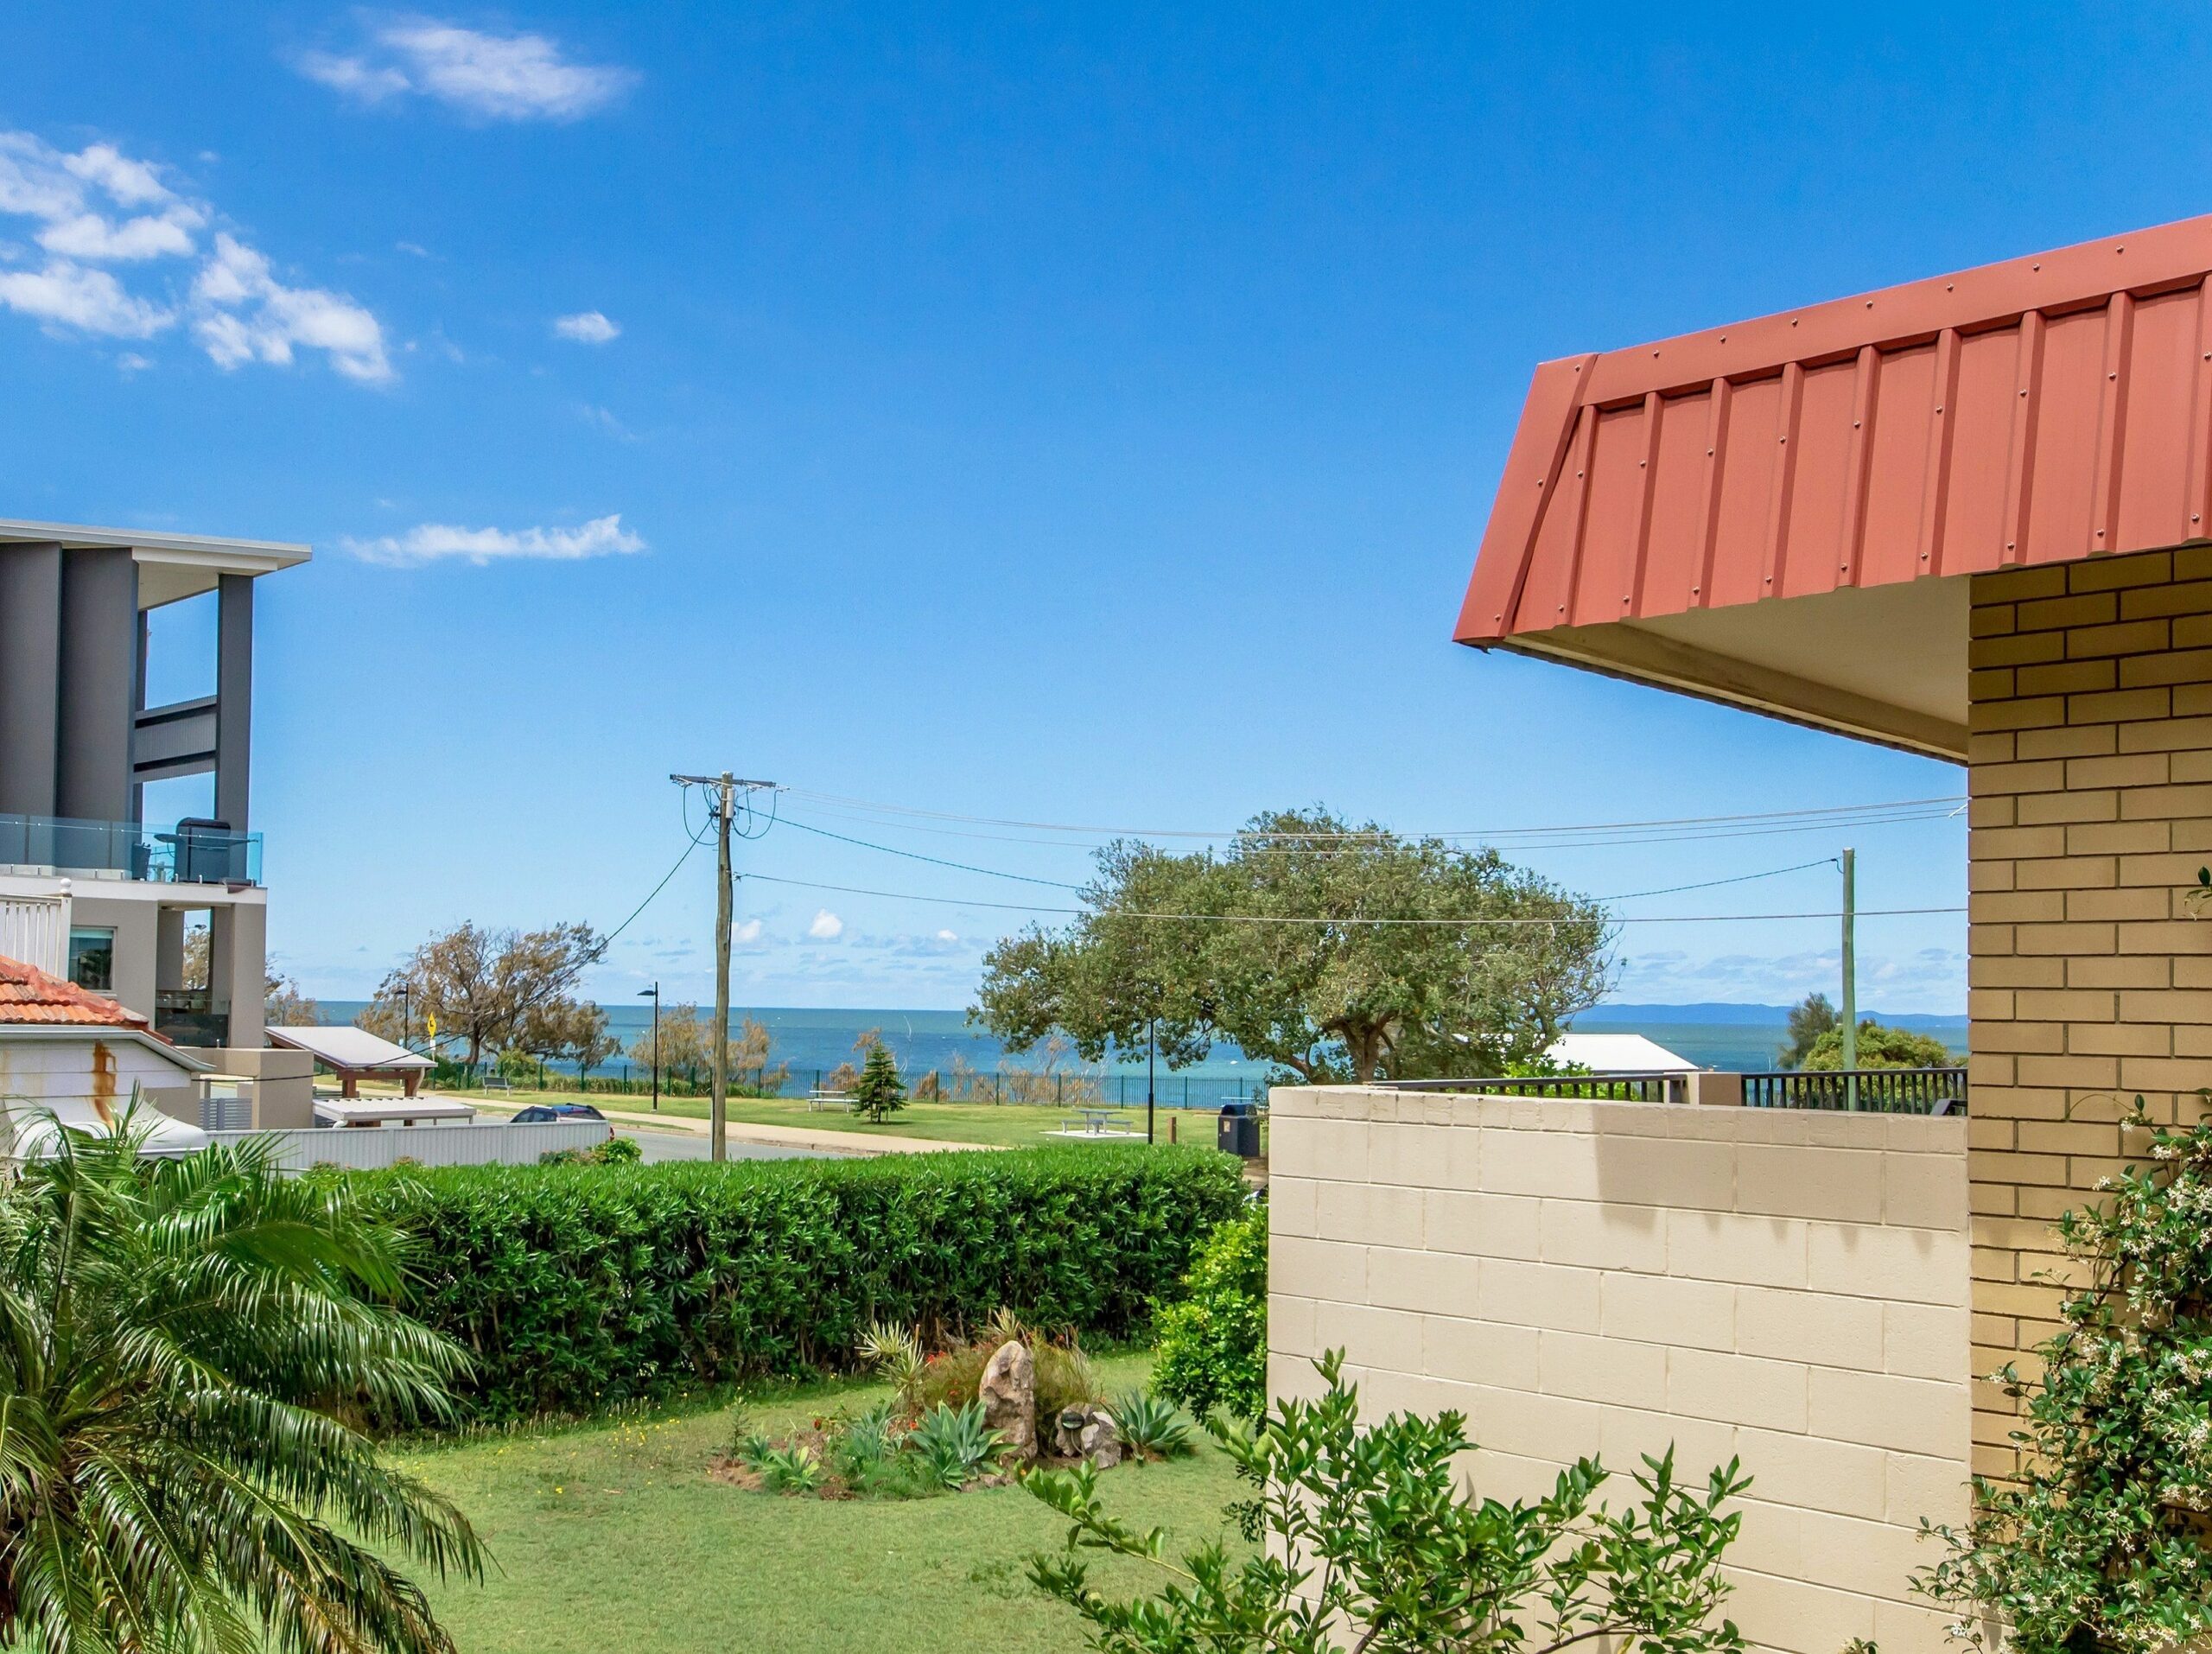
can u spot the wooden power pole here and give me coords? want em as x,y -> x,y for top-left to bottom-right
671,773 -> 777,1164
1840,847 -> 1858,1110
710,773 -> 734,1162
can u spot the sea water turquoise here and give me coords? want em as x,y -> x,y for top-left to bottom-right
315,1000 -> 1967,1108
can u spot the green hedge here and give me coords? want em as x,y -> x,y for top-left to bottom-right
355,1145 -> 1247,1422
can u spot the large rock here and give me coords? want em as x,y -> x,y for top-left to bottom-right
1052,1402 -> 1122,1468
979,1339 -> 1036,1460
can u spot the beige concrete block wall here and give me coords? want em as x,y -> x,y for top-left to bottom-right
1270,1086 -> 1970,1654
1967,545 -> 2212,1479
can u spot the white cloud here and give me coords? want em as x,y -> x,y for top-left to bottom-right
0,260 -> 171,337
39,205 -> 203,261
807,910 -> 845,941
733,919 -> 764,945
64,142 -> 175,208
192,234 -> 391,383
0,130 -> 391,383
297,49 -> 413,104
554,309 -> 619,343
935,930 -> 958,943
343,512 -> 646,566
298,21 -> 638,121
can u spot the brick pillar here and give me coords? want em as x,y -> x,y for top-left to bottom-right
1966,544 -> 2212,1479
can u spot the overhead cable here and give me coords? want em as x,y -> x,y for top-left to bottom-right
741,871 -> 1962,926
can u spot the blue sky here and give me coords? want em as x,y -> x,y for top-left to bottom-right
6,3 -> 2202,1014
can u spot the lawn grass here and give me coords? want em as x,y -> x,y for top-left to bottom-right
395,1352 -> 1240,1654
443,1085 -> 1231,1151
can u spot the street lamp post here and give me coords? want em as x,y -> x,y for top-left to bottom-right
399,983 -> 411,1053
1146,1015 -> 1157,1146
637,983 -> 661,1111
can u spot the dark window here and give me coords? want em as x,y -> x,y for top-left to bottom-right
67,926 -> 115,992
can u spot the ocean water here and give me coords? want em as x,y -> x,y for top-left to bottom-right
314,1001 -> 1967,1105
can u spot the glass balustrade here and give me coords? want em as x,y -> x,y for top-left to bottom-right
0,813 -> 262,885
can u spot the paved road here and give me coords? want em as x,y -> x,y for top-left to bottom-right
616,1125 -> 837,1162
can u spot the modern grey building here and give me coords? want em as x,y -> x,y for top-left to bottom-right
0,519 -> 309,1053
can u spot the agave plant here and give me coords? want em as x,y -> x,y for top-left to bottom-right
0,1111 -> 486,1654
1110,1390 -> 1194,1459
748,1441 -> 825,1495
908,1401 -> 1005,1492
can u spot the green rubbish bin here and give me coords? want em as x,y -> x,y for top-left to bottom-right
1217,1102 -> 1262,1158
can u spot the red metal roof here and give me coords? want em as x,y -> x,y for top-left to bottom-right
1459,214 -> 2212,646
0,956 -> 159,1032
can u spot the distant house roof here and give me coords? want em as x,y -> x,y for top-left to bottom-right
0,954 -> 158,1031
1547,1032 -> 1699,1075
267,1024 -> 435,1072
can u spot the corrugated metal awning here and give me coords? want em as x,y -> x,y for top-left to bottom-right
1457,214 -> 2212,757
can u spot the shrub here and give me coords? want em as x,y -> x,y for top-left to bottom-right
1028,1350 -> 1749,1654
895,1309 -> 1103,1422
1916,1099 -> 2212,1652
537,1136 -> 640,1167
1799,1020 -> 1955,1070
355,1144 -> 1244,1422
1150,1202 -> 1267,1420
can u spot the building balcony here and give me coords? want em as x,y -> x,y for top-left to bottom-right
154,987 -> 231,1049
0,813 -> 262,886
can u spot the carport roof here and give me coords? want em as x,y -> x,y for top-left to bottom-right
1456,214 -> 2212,757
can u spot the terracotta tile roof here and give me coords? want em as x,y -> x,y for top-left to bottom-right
0,955 -> 158,1032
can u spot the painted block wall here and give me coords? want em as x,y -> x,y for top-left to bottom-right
1269,1086 -> 1971,1654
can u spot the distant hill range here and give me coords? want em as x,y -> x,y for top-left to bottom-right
1573,1002 -> 1964,1030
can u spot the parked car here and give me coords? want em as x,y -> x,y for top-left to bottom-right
511,1103 -> 607,1124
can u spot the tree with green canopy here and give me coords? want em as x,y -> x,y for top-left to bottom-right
975,807 -> 1613,1085
0,1112 -> 486,1653
850,1040 -> 908,1123
1800,1019 -> 1955,1070
1777,990 -> 1837,1067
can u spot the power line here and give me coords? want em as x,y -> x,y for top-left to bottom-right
1595,858 -> 1838,901
588,832 -> 707,956
777,815 -> 1086,888
779,786 -> 1967,844
741,870 -> 1962,926
777,799 -> 1962,862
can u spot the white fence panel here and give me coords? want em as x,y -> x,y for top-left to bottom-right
205,1119 -> 611,1170
0,894 -> 67,976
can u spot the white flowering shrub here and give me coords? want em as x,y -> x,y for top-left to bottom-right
1917,1096 -> 2212,1652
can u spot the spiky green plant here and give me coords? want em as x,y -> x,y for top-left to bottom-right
0,1110 -> 486,1654
748,1441 -> 825,1495
855,1319 -> 927,1408
1108,1390 -> 1193,1459
908,1401 -> 1004,1492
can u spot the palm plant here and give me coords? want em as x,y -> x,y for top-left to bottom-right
0,1110 -> 486,1654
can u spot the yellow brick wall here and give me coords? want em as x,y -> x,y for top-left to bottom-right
1269,1086 -> 1970,1654
1966,544 -> 2212,1479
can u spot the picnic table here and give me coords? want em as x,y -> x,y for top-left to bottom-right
807,1090 -> 855,1112
1058,1108 -> 1121,1136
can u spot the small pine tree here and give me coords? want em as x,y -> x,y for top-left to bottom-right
851,1040 -> 907,1123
